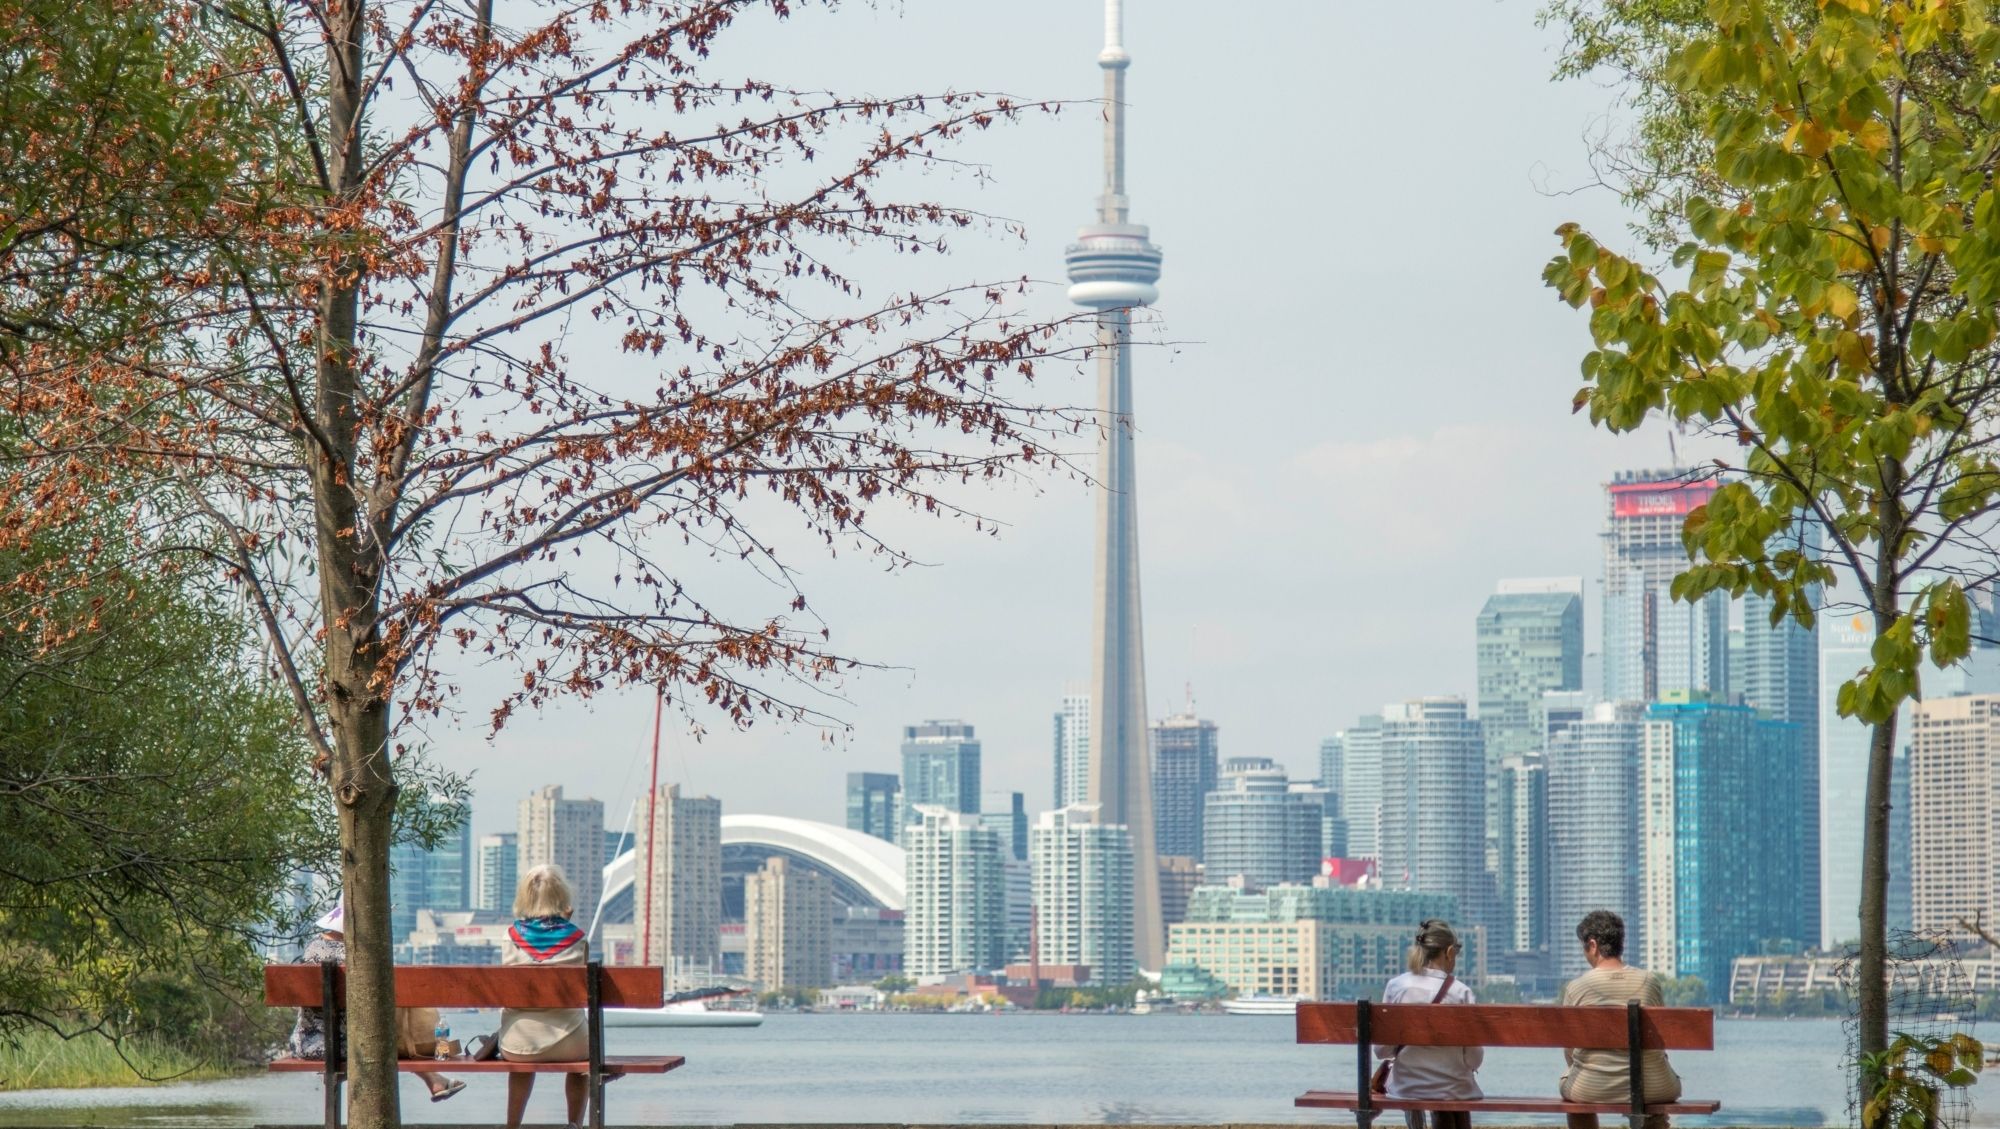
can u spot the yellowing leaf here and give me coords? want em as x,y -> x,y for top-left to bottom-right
1837,330 -> 1874,370
1856,119 -> 1892,155
1828,282 -> 1860,322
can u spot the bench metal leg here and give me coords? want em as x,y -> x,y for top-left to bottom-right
588,960 -> 606,1129
1627,1001 -> 1646,1129
1354,999 -> 1375,1129
322,960 -> 342,1129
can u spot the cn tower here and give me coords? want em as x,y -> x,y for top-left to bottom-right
1065,0 -> 1165,971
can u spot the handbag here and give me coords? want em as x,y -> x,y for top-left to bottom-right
1370,973 -> 1455,1094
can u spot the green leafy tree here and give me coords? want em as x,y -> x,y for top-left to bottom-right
1545,2 -> 2000,1113
0,507 -> 318,1063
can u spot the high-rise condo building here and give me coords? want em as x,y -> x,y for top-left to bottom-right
1151,710 -> 1219,862
1476,579 -> 1585,766
1030,804 -> 1136,987
900,721 -> 981,826
1909,694 -> 2000,934
1053,690 -> 1092,809
902,806 -> 1006,977
1067,0 -> 1167,972
1495,754 -> 1551,953
1336,715 -> 1385,860
518,785 -> 604,932
745,856 -> 832,990
633,783 -> 722,974
1641,693 -> 1808,991
1319,736 -> 1345,817
983,791 -> 1029,863
1602,471 -> 1729,704
1157,854 -> 1202,930
474,832 -> 518,913
1735,586 -> 1822,948
1546,701 -> 1645,981
845,772 -> 900,845
1202,758 -> 1324,890
1819,612 -> 1873,950
390,796 -> 471,943
1889,752 -> 1912,931
1379,698 -> 1490,931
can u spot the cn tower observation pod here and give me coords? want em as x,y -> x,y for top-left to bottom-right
1065,224 -> 1162,309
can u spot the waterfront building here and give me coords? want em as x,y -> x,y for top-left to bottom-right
900,721 -> 981,826
903,806 -> 1006,977
1641,693 -> 1808,991
1602,471 -> 1729,704
389,796 -> 471,943
1910,694 -> 2000,934
1163,884 -> 1467,1001
1066,0 -> 1168,971
1379,698 -> 1490,932
1546,701 -> 1644,981
473,832 -> 517,913
745,856 -> 832,990
1158,855 -> 1202,929
633,783 -> 723,975
1151,709 -> 1219,863
1203,757 -> 1323,890
1495,753 -> 1550,953
1002,856 -> 1032,963
1819,613 -> 1873,950
846,772 -> 900,845
1053,689 -> 1092,809
1337,715 -> 1385,860
518,785 -> 605,931
399,908 -> 510,965
1030,805 -> 1136,986
832,907 -> 905,984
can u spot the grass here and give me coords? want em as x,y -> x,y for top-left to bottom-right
0,1028 -> 245,1091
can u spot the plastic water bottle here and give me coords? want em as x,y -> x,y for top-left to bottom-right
433,1019 -> 451,1060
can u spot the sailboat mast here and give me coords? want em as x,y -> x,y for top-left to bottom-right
641,688 -> 664,965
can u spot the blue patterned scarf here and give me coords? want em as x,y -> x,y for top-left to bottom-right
509,915 -> 583,961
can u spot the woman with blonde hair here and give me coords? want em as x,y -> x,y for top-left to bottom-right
498,864 -> 591,1129
1374,918 -> 1482,1129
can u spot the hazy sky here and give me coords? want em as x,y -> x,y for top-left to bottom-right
434,1 -> 1701,843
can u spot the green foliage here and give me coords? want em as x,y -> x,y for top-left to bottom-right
1861,1031 -> 1983,1129
1032,979 -> 1146,1011
756,986 -> 817,1009
1478,979 -> 1527,1003
873,973 -> 914,993
1661,975 -> 1710,1007
0,508 -> 319,1064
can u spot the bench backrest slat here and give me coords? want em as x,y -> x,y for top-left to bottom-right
1296,1003 -> 1713,1051
264,964 -> 665,1010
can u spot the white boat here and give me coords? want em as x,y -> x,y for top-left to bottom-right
1222,994 -> 1305,1016
605,999 -> 764,1028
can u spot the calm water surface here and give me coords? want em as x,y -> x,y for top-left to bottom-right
0,1014 -> 1916,1127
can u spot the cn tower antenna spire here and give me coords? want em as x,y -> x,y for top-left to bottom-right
1066,0 -> 1164,973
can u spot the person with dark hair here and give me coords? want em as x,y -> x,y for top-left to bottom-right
1374,918 -> 1482,1129
1559,911 -> 1681,1129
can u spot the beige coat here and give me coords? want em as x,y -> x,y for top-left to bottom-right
495,930 -> 588,1056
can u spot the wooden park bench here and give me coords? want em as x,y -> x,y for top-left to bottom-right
266,962 -> 684,1129
1295,1000 -> 1721,1129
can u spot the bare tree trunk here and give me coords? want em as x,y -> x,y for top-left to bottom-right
315,3 -> 400,1127
1857,708 -> 1896,1128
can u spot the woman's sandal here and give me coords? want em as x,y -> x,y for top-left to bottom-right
430,1079 -> 466,1103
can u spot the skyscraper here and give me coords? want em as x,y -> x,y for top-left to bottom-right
745,857 -> 832,990
1151,709 -> 1219,862
1495,753 -> 1550,954
902,806 -> 1006,977
1740,586 -> 1822,950
1476,579 -> 1585,766
900,721 -> 981,825
1602,470 -> 1729,704
1202,757 -> 1326,890
1030,804 -> 1137,987
1053,690 -> 1092,809
1378,698 -> 1489,930
1819,612 -> 1873,950
1067,0 -> 1166,971
846,772 -> 900,844
1546,702 -> 1645,980
1337,715 -> 1385,860
474,832 -> 518,913
389,796 -> 471,943
1641,693 -> 1808,990
518,785 -> 604,932
633,783 -> 722,975
1909,694 -> 2000,934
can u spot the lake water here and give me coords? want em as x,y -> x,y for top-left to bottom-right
0,1014 -> 1949,1127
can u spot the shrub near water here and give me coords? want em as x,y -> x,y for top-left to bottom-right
0,1029 -> 239,1091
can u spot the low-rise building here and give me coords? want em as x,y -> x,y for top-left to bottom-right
1162,884 -> 1470,1001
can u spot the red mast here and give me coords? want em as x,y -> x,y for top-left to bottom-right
641,688 -> 664,966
